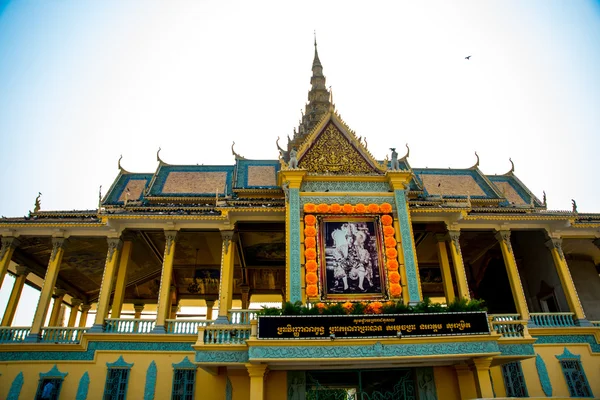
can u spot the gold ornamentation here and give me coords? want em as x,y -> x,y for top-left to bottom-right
298,124 -> 379,174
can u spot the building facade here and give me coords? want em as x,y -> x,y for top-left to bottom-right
1,43 -> 600,400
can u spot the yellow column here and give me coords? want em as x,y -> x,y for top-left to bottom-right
89,238 -> 122,332
246,363 -> 268,400
447,230 -> 470,300
170,290 -> 179,319
205,299 -> 215,320
133,304 -> 145,319
48,289 -> 67,326
495,230 -> 529,320
470,357 -> 494,399
110,239 -> 133,318
27,238 -> 65,340
0,237 -> 20,289
240,284 -> 250,309
216,230 -> 236,323
68,299 -> 82,327
546,237 -> 586,320
1,265 -> 30,326
78,304 -> 91,327
435,234 -> 455,303
454,364 -> 477,400
153,230 -> 178,333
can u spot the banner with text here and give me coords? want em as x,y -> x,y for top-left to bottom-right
258,312 -> 490,339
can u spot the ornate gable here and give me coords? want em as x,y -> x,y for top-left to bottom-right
297,116 -> 386,174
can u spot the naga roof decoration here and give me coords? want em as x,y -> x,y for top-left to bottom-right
295,113 -> 387,174
487,159 -> 543,207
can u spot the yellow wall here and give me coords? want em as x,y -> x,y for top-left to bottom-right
3,344 -> 600,399
489,365 -> 506,398
433,366 -> 461,400
229,368 -> 250,400
265,370 -> 287,400
0,352 -> 228,400
524,344 -> 600,399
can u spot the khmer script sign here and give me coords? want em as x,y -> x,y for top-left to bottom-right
258,312 -> 490,339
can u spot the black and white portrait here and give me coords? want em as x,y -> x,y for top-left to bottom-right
320,219 -> 384,299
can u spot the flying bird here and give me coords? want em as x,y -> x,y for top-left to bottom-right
465,55 -> 471,60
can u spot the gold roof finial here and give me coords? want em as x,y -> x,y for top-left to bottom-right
470,151 -> 480,169
231,141 -> 246,160
117,155 -> 131,173
34,192 -> 41,213
401,143 -> 410,160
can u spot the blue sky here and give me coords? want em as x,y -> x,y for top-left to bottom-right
0,1 -> 599,218
1,1 -> 600,323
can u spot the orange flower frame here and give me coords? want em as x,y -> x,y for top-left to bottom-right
302,202 -> 402,300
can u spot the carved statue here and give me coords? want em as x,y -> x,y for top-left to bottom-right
572,199 -> 578,213
98,185 -> 103,209
124,187 -> 131,207
282,181 -> 290,203
288,148 -> 298,169
390,148 -> 399,170
34,192 -> 41,213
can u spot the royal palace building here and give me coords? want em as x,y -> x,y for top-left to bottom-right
1,42 -> 600,400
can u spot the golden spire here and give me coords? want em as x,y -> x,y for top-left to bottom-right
289,34 -> 331,153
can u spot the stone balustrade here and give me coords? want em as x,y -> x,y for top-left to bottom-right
40,327 -> 87,344
199,324 -> 252,345
104,318 -> 156,333
0,327 -> 30,343
530,312 -> 576,327
166,319 -> 213,334
228,309 -> 258,325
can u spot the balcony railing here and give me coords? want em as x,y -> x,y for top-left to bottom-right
104,318 -> 156,333
200,324 -> 252,345
0,327 -> 30,343
228,310 -> 258,325
166,319 -> 213,334
489,315 -> 527,338
530,312 -> 576,327
40,327 -> 87,344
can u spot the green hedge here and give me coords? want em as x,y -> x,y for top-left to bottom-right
259,297 -> 486,316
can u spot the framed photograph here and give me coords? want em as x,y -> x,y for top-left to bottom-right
318,217 -> 386,300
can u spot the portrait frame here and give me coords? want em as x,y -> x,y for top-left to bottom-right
317,216 -> 387,301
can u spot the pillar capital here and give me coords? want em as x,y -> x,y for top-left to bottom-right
164,230 -> 178,256
106,238 -> 123,263
495,229 -> 511,243
385,170 -> 413,191
50,238 -> 66,262
446,230 -> 461,248
53,288 -> 67,297
278,169 -> 307,188
246,363 -> 269,378
15,265 -> 30,277
470,357 -> 493,371
133,304 -> 145,313
545,237 -> 563,249
79,303 -> 92,312
495,229 -> 513,252
220,230 -> 237,255
0,237 -> 20,260
240,284 -> 250,294
70,298 -> 83,307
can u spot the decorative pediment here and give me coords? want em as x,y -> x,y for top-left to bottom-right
297,116 -> 386,174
